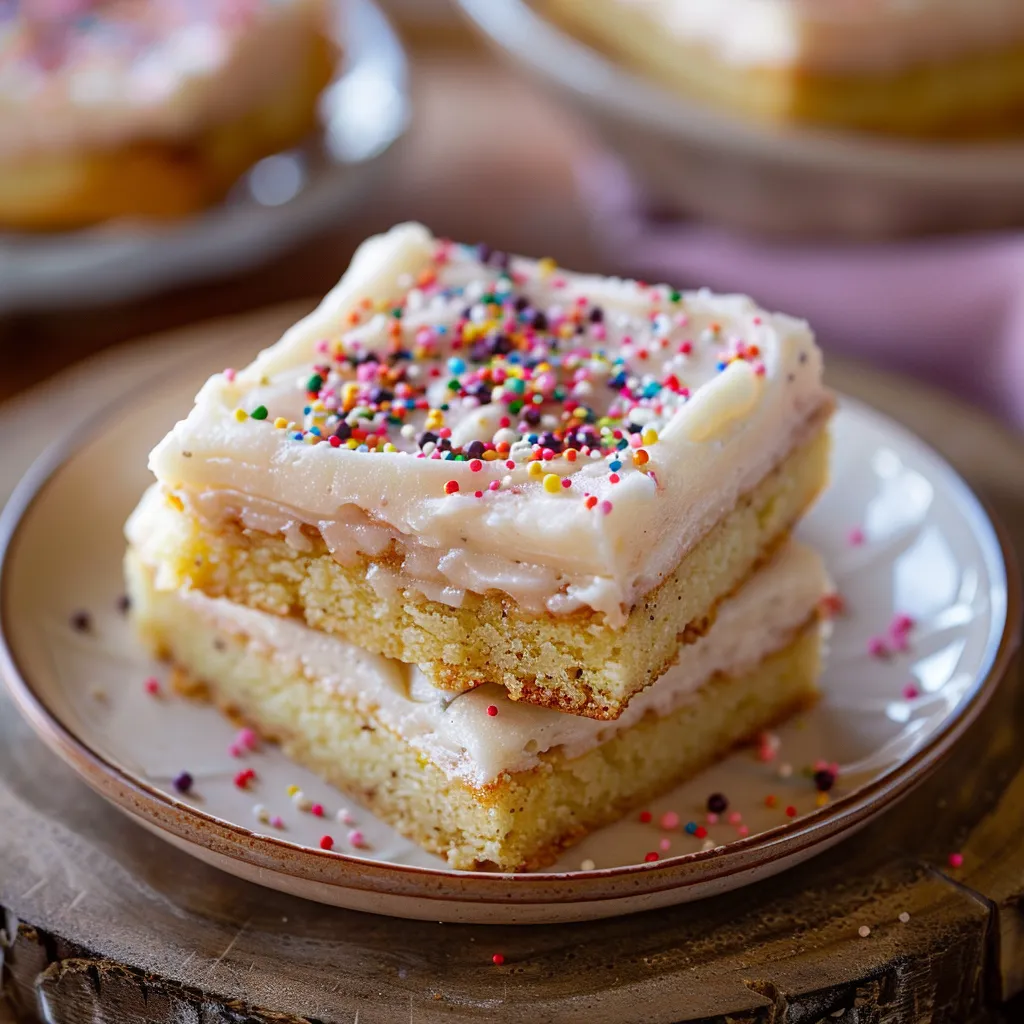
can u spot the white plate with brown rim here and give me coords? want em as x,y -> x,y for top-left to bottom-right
0,345 -> 1017,924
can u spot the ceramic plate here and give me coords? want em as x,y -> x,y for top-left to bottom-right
0,0 -> 409,314
0,348 -> 1016,924
455,0 -> 1024,238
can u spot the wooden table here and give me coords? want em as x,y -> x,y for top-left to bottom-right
2,46 -> 1024,1024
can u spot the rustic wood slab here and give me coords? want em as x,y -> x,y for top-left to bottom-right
1,307 -> 1023,1024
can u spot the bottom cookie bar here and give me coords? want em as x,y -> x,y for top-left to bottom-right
126,542 -> 825,871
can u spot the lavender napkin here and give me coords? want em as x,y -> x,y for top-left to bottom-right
580,157 -> 1024,430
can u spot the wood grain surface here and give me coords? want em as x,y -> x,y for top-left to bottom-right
0,308 -> 1022,1024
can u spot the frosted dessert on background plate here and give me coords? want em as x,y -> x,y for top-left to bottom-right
135,222 -> 832,719
0,0 -> 333,230
545,0 -> 1024,137
126,532 -> 827,871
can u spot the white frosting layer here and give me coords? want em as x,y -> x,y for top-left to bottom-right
617,0 -> 1024,73
0,1 -> 326,159
149,223 -> 827,625
171,540 -> 825,786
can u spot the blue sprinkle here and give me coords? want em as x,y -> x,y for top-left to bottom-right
357,444 -> 369,452
643,382 -> 660,398
448,357 -> 466,374
684,821 -> 698,835
437,325 -> 448,335
292,432 -> 304,441
527,434 -> 539,444
616,438 -> 629,451
609,460 -> 622,472
310,427 -> 322,437
716,361 -> 727,372
303,405 -> 312,414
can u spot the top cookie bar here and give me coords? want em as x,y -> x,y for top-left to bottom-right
141,223 -> 831,718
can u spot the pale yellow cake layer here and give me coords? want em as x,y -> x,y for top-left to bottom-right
139,420 -> 830,720
0,35 -> 334,231
127,551 -> 821,872
545,0 -> 1024,138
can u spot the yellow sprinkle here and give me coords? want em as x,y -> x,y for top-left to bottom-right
233,408 -> 247,422
542,473 -> 562,494
166,492 -> 184,513
538,257 -> 557,277
641,428 -> 659,446
383,443 -> 397,453
528,461 -> 545,478
815,792 -> 830,808
287,784 -> 300,797
274,417 -> 288,429
482,450 -> 500,461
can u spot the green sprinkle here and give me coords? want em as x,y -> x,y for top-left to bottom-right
251,405 -> 269,421
670,289 -> 682,303
306,374 -> 323,392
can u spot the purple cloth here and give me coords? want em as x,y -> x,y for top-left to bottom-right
579,157 -> 1024,430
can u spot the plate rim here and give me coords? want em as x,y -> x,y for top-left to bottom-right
455,0 -> 1024,181
0,369 -> 1019,907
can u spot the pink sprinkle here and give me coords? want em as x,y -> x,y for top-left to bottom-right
867,636 -> 889,658
237,727 -> 258,751
737,825 -> 750,837
311,803 -> 325,817
270,815 -> 284,829
891,613 -> 915,635
705,812 -> 719,825
728,811 -> 742,825
488,480 -> 500,491
659,838 -> 671,852
948,852 -> 964,869
599,500 -> 613,515
903,683 -> 920,700
847,527 -> 866,547
659,811 -> 680,831
228,743 -> 243,758
223,368 -> 236,382
143,677 -> 160,696
348,829 -> 366,848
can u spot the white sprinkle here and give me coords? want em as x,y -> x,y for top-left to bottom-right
898,912 -> 911,924
580,859 -> 595,871
778,763 -> 793,779
858,925 -> 871,938
701,839 -> 715,852
336,806 -> 355,825
253,804 -> 270,824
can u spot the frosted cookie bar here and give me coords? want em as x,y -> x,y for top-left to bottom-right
126,539 -> 826,872
139,223 -> 831,718
547,0 -> 1024,137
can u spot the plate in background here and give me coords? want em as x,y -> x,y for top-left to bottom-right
0,348 -> 1016,924
0,0 -> 409,314
456,0 -> 1024,239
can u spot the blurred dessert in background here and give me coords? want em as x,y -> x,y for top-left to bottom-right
545,0 -> 1024,137
0,0 -> 334,231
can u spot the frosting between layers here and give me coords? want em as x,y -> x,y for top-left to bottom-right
165,540 -> 826,786
0,0 -> 326,159
149,223 -> 828,624
615,0 -> 1024,73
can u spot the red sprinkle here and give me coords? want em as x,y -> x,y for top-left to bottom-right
444,480 -> 459,495
233,769 -> 255,789
469,459 -> 483,472
144,677 -> 160,696
491,954 -> 505,966
694,826 -> 708,839
319,835 -> 334,850
785,805 -> 798,818
639,810 -> 652,824
948,852 -> 964,869
311,803 -> 325,817
486,705 -> 498,717
903,683 -> 920,700
644,852 -> 659,863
